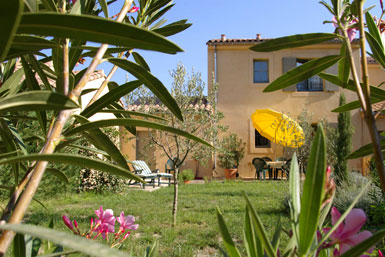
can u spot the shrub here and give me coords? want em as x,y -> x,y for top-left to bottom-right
217,133 -> 246,169
333,93 -> 353,184
179,169 -> 195,183
78,169 -> 127,193
333,171 -> 382,213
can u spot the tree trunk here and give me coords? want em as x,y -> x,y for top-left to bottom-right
172,167 -> 179,227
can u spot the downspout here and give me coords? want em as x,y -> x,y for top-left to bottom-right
213,44 -> 218,170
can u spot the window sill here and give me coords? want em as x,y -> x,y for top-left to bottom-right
291,91 -> 335,97
250,147 -> 274,154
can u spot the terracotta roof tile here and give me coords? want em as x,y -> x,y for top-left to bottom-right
206,36 -> 359,46
372,101 -> 385,112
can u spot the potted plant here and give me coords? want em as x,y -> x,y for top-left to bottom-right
179,169 -> 195,184
217,133 -> 246,179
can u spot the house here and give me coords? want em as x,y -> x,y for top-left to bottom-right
207,34 -> 385,178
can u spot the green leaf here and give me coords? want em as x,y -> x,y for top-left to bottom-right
67,144 -> 108,156
63,118 -> 212,147
14,233 -> 26,257
0,154 -> 142,182
69,40 -> 86,71
105,102 -> 137,135
98,0 -> 109,18
332,97 -> 383,112
0,69 -> 24,97
298,125 -> 326,256
41,0 -> 58,12
144,240 -> 159,257
27,54 -> 53,91
244,193 -> 276,257
0,118 -> 21,182
0,91 -> 79,113
289,153 -> 300,242
132,52 -> 151,71
0,0 -> 23,62
11,35 -> 57,51
80,46 -> 128,58
243,206 -> 256,257
21,57 -> 48,135
18,13 -> 183,54
263,55 -> 341,92
338,230 -> 385,257
46,168 -> 69,184
320,72 -> 385,99
81,80 -> 142,118
99,109 -> 165,121
153,19 -> 192,37
73,115 -> 131,170
3,118 -> 28,155
348,139 -> 385,159
250,33 -> 338,52
108,58 -> 183,121
0,224 -> 131,257
25,235 -> 42,257
216,207 -> 242,257
338,42 -> 350,86
144,0 -> 172,16
146,4 -> 174,28
365,12 -> 383,50
365,32 -> 385,69
271,217 -> 281,253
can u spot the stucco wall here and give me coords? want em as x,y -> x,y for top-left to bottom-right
208,41 -> 384,178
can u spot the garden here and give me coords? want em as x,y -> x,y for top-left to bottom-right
2,0 -> 385,256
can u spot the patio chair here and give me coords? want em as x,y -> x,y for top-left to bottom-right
165,158 -> 179,174
281,158 -> 291,180
262,156 -> 273,179
275,157 -> 287,179
131,160 -> 172,188
252,158 -> 269,180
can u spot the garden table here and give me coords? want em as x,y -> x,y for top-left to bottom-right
266,161 -> 285,180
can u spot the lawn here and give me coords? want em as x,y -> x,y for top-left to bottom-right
25,180 -> 290,256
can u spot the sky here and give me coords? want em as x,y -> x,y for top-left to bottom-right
95,0 -> 382,93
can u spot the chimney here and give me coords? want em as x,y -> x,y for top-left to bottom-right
221,34 -> 226,41
256,34 -> 261,41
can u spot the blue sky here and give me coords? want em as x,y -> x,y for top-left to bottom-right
96,0 -> 382,92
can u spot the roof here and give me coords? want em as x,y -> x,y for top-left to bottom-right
372,101 -> 385,113
367,57 -> 379,65
206,35 -> 360,46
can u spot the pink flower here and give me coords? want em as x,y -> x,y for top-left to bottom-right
332,16 -> 357,42
379,250 -> 384,257
323,207 -> 373,256
129,6 -> 139,13
62,215 -> 74,231
94,206 -> 116,239
116,211 -> 139,232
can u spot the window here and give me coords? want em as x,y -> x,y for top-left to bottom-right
255,130 -> 270,148
296,59 -> 323,91
253,60 -> 269,83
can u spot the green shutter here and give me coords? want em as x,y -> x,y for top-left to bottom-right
324,63 -> 339,91
282,57 -> 297,91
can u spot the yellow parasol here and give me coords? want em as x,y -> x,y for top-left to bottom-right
251,109 -> 304,148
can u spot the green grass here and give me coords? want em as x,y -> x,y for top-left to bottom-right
24,180 -> 290,256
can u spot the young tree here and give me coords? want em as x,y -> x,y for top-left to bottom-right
127,63 -> 226,226
0,0 -> 208,254
334,93 -> 353,184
